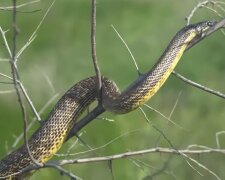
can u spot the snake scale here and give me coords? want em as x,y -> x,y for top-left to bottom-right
0,21 -> 215,179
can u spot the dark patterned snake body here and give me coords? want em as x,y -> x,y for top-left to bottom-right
0,21 -> 215,179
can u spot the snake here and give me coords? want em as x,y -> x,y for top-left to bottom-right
0,21 -> 215,179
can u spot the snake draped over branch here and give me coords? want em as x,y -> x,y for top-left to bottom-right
0,21 -> 217,179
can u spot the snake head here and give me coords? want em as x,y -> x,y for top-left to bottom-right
180,20 -> 217,49
194,20 -> 216,35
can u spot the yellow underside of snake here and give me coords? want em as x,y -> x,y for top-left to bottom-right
0,21 -> 214,179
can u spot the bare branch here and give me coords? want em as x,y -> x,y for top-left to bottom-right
0,72 -> 13,80
58,129 -> 141,157
216,131 -> 225,148
172,71 -> 225,99
0,2 -> 57,123
0,58 -> 10,62
91,0 -> 102,103
0,28 -> 12,57
66,105 -> 105,141
111,24 -> 140,75
9,0 -> 42,168
6,145 -> 225,180
185,1 -> 225,25
16,0 -> 55,59
143,104 -> 185,130
56,147 -> 225,163
0,89 -> 15,94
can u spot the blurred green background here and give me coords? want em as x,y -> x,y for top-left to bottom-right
0,0 -> 225,179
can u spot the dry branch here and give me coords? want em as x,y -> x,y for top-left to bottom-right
91,0 -> 102,103
172,71 -> 225,99
10,0 -> 43,168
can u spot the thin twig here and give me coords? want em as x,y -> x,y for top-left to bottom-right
0,74 -> 41,122
16,0 -> 55,59
0,58 -> 10,62
0,28 -> 41,122
172,71 -> 225,99
10,0 -> 42,168
0,90 -> 15,94
111,24 -> 140,75
0,72 -> 12,80
91,0 -> 102,103
185,1 -> 219,25
58,129 -> 141,157
140,106 -> 220,178
0,0 -> 40,10
216,131 -> 225,148
0,28 -> 12,57
143,104 -> 185,130
56,147 -> 225,164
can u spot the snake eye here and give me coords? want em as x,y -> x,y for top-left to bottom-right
206,21 -> 216,27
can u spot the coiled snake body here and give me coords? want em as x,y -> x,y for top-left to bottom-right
0,21 -> 214,179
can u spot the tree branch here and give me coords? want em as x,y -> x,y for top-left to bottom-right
91,0 -> 102,103
57,147 -> 225,164
172,71 -> 225,99
10,0 -> 42,168
14,146 -> 225,179
66,105 -> 105,141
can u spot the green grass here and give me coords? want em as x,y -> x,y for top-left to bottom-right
0,0 -> 225,179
